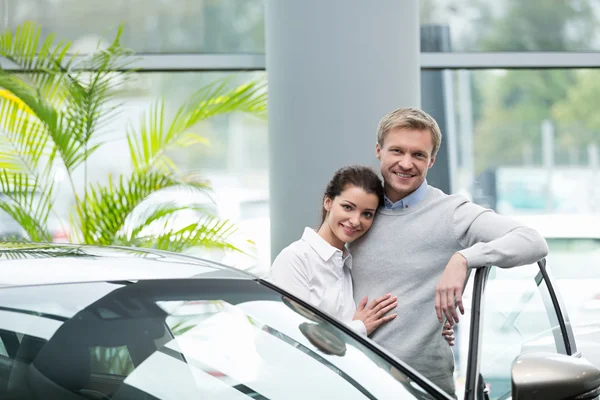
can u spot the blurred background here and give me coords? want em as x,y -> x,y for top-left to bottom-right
3,0 -> 600,275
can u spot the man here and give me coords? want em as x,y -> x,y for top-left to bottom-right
349,107 -> 548,396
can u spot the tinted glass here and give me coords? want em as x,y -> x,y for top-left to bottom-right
420,0 -> 599,52
0,279 -> 444,399
449,69 -> 600,216
1,0 -> 265,53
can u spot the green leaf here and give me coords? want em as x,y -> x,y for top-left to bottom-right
80,171 -> 210,245
129,215 -> 242,254
0,171 -> 53,242
127,77 -> 267,173
117,202 -> 215,243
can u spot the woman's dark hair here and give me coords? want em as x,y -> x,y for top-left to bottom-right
320,165 -> 384,224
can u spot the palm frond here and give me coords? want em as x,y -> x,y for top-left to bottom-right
0,87 -> 50,172
116,201 -> 215,243
63,27 -> 134,133
80,171 -> 210,245
0,171 -> 53,242
0,22 -> 76,109
129,215 -> 243,253
54,25 -> 135,170
128,77 -> 267,173
0,21 -> 74,77
0,74 -> 88,173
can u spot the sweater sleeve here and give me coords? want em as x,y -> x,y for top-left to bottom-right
453,201 -> 549,268
269,248 -> 312,303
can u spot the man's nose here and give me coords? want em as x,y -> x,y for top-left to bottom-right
398,156 -> 412,169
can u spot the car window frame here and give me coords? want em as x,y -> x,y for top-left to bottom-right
465,259 -> 578,400
464,266 -> 489,400
536,259 -> 577,356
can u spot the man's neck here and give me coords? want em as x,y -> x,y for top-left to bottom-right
384,179 -> 429,208
385,188 -> 415,204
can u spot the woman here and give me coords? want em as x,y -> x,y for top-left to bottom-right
270,165 -> 400,336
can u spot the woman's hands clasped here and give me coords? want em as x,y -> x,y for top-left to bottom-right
353,293 -> 398,335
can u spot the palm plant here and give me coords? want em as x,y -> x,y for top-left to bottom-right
0,22 -> 267,254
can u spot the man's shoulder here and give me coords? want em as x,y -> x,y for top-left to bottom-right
426,186 -> 471,208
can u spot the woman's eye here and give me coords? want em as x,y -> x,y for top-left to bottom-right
342,205 -> 352,211
363,212 -> 373,219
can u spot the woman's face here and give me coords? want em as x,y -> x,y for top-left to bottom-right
322,185 -> 379,247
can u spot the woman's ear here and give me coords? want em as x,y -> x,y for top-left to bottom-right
323,197 -> 332,212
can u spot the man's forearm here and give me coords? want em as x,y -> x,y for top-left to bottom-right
458,226 -> 549,268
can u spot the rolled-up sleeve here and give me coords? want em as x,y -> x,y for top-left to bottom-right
269,249 -> 312,303
453,201 -> 549,268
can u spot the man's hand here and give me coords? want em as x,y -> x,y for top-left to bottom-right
353,293 -> 398,335
442,321 -> 455,346
435,253 -> 468,325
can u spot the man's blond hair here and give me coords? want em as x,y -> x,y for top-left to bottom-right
376,107 -> 442,156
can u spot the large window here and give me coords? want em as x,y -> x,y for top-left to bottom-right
420,0 -> 600,52
448,69 -> 600,216
1,0 -> 265,53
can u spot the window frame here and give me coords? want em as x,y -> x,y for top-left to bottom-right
465,259 -> 578,400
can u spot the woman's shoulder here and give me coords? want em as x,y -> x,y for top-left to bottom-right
273,239 -> 312,266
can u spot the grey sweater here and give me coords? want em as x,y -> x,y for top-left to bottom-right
349,186 -> 548,395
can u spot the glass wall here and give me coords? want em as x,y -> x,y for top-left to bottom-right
2,0 -> 600,282
1,0 -> 265,53
450,69 -> 600,215
420,0 -> 600,52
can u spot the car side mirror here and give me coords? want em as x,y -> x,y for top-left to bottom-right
512,352 -> 600,400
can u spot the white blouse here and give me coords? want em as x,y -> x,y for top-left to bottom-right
269,227 -> 366,335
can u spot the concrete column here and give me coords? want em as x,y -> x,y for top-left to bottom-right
266,0 -> 420,260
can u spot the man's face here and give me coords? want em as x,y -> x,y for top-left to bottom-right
376,127 -> 436,203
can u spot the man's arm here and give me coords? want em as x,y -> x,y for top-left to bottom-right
453,202 -> 549,268
435,200 -> 549,325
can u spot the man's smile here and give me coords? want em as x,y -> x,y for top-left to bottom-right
393,172 -> 414,179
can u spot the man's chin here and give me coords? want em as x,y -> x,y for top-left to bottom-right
387,186 -> 415,200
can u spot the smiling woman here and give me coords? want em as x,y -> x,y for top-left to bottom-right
269,165 -> 399,337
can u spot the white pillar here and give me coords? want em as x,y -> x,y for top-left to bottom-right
265,0 -> 420,260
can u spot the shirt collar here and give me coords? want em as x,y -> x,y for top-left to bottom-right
301,227 -> 352,268
384,179 -> 428,210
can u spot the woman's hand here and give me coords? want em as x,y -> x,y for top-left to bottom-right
353,294 -> 398,335
442,321 -> 455,346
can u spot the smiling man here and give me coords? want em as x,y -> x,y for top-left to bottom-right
349,107 -> 549,396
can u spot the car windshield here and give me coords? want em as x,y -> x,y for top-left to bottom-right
0,279 -> 442,400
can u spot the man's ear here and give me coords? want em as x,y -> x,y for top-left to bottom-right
376,143 -> 381,160
428,155 -> 436,169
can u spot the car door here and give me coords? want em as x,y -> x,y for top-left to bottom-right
463,259 -> 578,400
